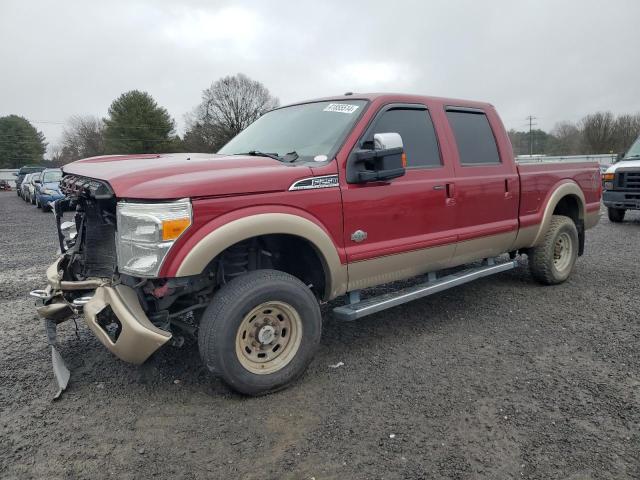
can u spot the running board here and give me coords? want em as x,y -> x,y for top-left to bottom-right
333,260 -> 518,321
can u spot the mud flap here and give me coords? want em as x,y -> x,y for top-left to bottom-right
45,318 -> 70,400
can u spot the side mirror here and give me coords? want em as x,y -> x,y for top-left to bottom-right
13,172 -> 18,176
616,152 -> 625,162
347,132 -> 406,184
34,179 -> 41,184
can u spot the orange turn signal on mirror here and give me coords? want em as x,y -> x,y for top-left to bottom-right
602,173 -> 614,181
402,152 -> 407,168
162,218 -> 191,241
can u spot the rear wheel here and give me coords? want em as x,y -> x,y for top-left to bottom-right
607,207 -> 625,223
529,215 -> 579,285
198,269 -> 322,396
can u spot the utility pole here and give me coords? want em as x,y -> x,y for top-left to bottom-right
526,115 -> 537,156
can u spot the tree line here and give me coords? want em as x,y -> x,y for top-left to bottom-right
1,75 -> 639,168
0,73 -> 278,168
509,112 -> 640,157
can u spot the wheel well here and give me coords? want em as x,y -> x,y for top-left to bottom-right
553,195 -> 585,255
215,234 -> 328,299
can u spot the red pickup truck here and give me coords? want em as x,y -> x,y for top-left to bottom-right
32,93 -> 601,396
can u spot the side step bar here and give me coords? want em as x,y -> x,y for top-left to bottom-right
333,259 -> 518,321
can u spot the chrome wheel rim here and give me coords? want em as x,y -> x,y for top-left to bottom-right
553,232 -> 573,272
235,301 -> 302,375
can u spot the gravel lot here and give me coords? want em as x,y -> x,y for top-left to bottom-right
0,190 -> 638,479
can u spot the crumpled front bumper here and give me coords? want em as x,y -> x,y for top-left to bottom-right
34,258 -> 171,365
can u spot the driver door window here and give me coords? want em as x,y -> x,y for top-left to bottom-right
366,108 -> 442,168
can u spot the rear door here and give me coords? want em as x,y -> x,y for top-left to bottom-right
443,107 -> 519,260
341,103 -> 457,290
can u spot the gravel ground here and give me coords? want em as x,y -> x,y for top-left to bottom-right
0,190 -> 638,480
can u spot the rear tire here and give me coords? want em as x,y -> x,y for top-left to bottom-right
529,215 -> 579,285
607,207 -> 625,223
198,269 -> 322,396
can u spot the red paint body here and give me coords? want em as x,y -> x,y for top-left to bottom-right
63,94 -> 602,278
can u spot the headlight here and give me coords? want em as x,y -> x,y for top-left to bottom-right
116,199 -> 192,277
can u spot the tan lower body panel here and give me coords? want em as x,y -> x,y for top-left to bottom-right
347,231 -> 517,291
83,285 -> 171,364
585,210 -> 600,229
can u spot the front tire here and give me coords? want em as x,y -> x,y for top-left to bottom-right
529,215 -> 579,285
607,207 -> 625,223
198,269 -> 322,396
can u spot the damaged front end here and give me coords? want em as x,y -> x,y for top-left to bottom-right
31,175 -> 174,397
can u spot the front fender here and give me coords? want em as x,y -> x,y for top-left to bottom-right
163,211 -> 348,300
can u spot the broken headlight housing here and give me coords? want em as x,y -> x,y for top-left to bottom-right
116,199 -> 192,277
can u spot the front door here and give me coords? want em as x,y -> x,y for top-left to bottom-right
340,103 -> 457,291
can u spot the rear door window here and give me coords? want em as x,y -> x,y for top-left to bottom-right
446,109 -> 501,165
367,108 -> 441,168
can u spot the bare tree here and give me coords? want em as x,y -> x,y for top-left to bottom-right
61,115 -> 106,162
579,112 -> 616,154
612,113 -> 640,154
185,73 -> 279,152
549,121 -> 583,155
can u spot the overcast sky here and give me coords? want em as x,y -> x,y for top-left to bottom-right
1,0 -> 639,153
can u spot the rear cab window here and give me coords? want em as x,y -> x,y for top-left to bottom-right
446,108 -> 501,166
364,106 -> 442,168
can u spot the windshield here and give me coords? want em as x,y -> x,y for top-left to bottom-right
31,173 -> 41,182
624,136 -> 640,159
43,170 -> 62,183
218,100 -> 367,161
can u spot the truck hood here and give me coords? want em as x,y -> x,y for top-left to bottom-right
606,159 -> 640,173
62,153 -> 314,199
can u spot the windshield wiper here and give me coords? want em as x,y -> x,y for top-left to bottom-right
282,151 -> 299,163
237,150 -> 282,162
624,155 -> 640,160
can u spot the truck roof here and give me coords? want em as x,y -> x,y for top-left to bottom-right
282,92 -> 494,110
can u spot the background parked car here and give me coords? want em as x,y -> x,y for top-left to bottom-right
25,172 -> 41,204
20,173 -> 33,201
15,165 -> 46,198
34,168 -> 63,211
0,180 -> 11,191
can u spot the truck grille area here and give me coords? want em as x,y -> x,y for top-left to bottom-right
58,173 -> 118,279
617,170 -> 640,190
82,201 -> 117,277
60,174 -> 114,199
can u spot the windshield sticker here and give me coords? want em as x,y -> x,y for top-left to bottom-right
323,103 -> 359,114
313,155 -> 328,162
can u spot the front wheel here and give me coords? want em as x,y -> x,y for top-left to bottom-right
198,269 -> 322,396
529,215 -> 579,285
607,207 -> 625,223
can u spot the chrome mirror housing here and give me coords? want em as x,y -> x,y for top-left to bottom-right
373,132 -> 403,150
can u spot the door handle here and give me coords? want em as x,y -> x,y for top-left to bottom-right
445,183 -> 456,207
433,185 -> 445,191
504,178 -> 513,199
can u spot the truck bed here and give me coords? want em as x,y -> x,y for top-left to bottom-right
516,161 -> 601,230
